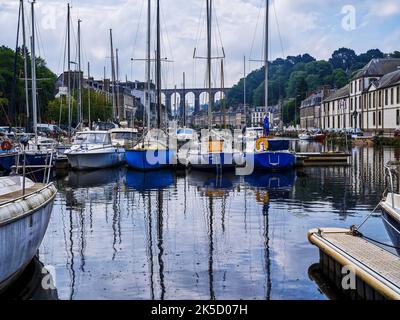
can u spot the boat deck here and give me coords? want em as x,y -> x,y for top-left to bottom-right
308,228 -> 400,300
0,184 -> 46,203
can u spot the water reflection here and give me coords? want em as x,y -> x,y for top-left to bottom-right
126,169 -> 174,191
33,146 -> 400,300
0,257 -> 58,300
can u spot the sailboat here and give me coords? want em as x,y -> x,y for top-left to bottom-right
242,0 -> 295,171
0,0 -> 57,293
126,0 -> 175,171
22,0 -> 56,168
186,0 -> 236,171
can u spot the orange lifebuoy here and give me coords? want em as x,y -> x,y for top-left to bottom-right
256,138 -> 269,151
256,191 -> 270,205
1,140 -> 12,151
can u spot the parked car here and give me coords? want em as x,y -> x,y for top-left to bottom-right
37,124 -> 67,137
0,127 -> 16,139
351,128 -> 364,137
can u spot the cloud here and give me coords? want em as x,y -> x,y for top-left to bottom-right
369,0 -> 400,17
0,0 -> 398,90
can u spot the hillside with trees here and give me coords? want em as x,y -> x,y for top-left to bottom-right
0,45 -> 56,127
227,48 -> 400,124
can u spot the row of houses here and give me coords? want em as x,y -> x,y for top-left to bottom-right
300,58 -> 400,133
188,105 -> 282,129
56,72 -> 164,125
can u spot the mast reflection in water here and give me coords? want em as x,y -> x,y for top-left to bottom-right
35,146 -> 399,300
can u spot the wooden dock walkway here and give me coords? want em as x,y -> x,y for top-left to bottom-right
296,152 -> 351,166
308,228 -> 400,300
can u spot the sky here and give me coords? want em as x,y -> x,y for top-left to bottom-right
0,0 -> 399,92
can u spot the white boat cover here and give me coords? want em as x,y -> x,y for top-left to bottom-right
0,176 -> 35,197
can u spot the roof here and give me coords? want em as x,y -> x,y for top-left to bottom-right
324,85 -> 349,102
301,91 -> 323,109
352,58 -> 400,80
375,69 -> 400,90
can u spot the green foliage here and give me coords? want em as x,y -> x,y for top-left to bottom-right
227,47 -> 397,125
390,51 -> 400,58
47,88 -> 113,126
0,45 -> 56,126
282,99 -> 296,125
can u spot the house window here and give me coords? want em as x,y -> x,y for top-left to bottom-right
373,112 -> 376,126
385,90 -> 389,105
359,96 -> 362,110
355,97 -> 358,110
373,92 -> 376,108
397,86 -> 400,104
397,110 -> 400,126
351,82 -> 353,94
359,79 -> 362,92
379,91 -> 382,107
391,88 -> 394,105
379,111 -> 382,126
369,93 -> 372,109
350,98 -> 353,110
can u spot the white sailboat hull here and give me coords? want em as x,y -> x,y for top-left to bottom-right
66,148 -> 125,170
0,179 -> 57,293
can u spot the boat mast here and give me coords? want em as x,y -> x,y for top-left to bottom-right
77,19 -> 82,130
207,0 -> 212,130
67,3 -> 72,138
116,48 -> 120,121
243,55 -> 246,128
221,59 -> 225,129
88,61 -> 91,129
30,0 -> 38,144
110,29 -> 117,121
21,0 -> 30,127
156,0 -> 162,130
146,0 -> 151,130
183,72 -> 186,127
264,0 -> 269,115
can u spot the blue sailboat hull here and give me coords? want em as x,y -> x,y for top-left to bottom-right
25,153 -> 55,167
247,151 -> 296,170
126,149 -> 175,171
0,151 -> 17,171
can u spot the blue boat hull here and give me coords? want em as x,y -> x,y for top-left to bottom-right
126,149 -> 175,171
246,151 -> 296,170
25,153 -> 55,167
0,152 -> 17,171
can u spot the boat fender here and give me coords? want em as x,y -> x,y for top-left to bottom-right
256,138 -> 269,151
1,140 -> 12,151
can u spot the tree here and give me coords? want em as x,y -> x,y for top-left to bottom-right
47,88 -> 113,127
0,45 -> 56,126
329,48 -> 358,72
332,68 -> 348,88
390,51 -> 400,58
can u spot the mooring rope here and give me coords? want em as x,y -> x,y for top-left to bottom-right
357,233 -> 400,251
357,203 -> 382,231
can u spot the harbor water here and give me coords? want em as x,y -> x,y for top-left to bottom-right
3,144 -> 400,300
